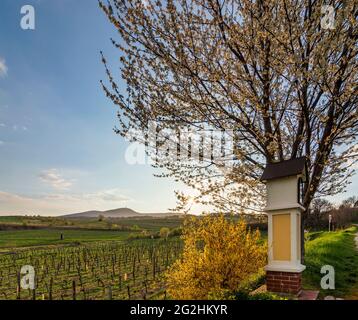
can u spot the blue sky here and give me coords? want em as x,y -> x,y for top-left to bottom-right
0,0 -> 187,215
0,0 -> 356,216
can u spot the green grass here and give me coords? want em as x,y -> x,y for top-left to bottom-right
0,215 -> 184,231
66,216 -> 184,231
303,226 -> 358,299
0,216 -> 185,251
0,216 -> 25,223
0,229 -> 135,249
109,217 -> 184,231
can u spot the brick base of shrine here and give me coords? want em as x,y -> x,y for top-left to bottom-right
266,271 -> 302,295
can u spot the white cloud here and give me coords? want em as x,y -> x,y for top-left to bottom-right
43,189 -> 130,203
84,189 -> 130,202
0,58 -> 8,77
0,123 -> 5,127
0,191 -> 32,202
0,140 -> 4,146
38,169 -> 74,190
11,124 -> 28,131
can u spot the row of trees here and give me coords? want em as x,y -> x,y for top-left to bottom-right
307,195 -> 358,229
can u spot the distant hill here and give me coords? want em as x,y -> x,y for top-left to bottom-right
61,208 -> 182,219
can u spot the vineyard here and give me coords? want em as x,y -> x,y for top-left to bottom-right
0,239 -> 183,300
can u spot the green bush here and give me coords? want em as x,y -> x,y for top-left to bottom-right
234,291 -> 286,300
169,227 -> 182,237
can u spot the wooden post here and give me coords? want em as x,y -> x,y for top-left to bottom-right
132,256 -> 136,285
144,280 -> 148,295
127,285 -> 131,300
141,288 -> 146,300
105,286 -> 112,300
152,256 -> 156,279
49,277 -> 53,300
72,280 -> 76,300
16,272 -> 21,300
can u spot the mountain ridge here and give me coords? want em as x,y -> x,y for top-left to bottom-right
60,207 -> 181,219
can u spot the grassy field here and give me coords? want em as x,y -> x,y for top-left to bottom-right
109,217 -> 184,231
0,215 -> 185,231
0,229 -> 135,250
0,216 -> 185,251
303,226 -> 358,299
0,215 -> 265,251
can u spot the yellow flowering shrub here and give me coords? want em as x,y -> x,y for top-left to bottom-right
166,214 -> 267,299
